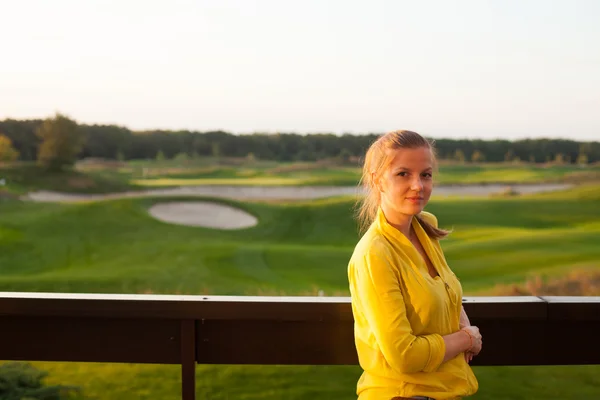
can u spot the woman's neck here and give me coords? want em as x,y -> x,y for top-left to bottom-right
380,204 -> 413,239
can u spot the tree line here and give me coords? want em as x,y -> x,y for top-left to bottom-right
1,114 -> 599,169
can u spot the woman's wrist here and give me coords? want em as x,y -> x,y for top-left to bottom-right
460,328 -> 473,352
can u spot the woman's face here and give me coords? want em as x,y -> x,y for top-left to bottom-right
377,146 -> 433,218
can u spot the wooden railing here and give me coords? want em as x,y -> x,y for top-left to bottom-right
0,293 -> 598,399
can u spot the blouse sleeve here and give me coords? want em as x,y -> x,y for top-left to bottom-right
350,249 -> 446,374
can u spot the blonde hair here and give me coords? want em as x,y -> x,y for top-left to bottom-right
355,130 -> 449,239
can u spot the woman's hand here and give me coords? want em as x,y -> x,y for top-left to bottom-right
459,306 -> 475,362
442,307 -> 483,363
461,325 -> 483,356
465,351 -> 474,363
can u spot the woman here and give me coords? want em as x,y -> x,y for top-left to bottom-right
348,130 -> 482,400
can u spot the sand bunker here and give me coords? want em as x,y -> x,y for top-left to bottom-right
148,201 -> 258,230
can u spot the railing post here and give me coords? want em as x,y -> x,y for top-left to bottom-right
180,319 -> 196,400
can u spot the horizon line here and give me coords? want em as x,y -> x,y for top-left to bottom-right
1,114 -> 597,144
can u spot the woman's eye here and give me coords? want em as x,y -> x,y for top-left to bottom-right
397,171 -> 407,177
422,173 -> 433,178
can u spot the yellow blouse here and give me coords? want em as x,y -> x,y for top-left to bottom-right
347,208 -> 478,400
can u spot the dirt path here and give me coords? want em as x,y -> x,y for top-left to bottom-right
20,183 -> 571,230
21,183 -> 572,203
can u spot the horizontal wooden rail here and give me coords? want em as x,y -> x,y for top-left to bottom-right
0,293 -> 598,400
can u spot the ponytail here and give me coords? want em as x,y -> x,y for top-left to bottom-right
414,214 -> 451,240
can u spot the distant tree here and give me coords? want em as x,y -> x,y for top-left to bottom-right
80,124 -> 133,160
0,133 -> 20,162
471,150 -> 485,163
577,153 -> 588,165
211,142 -> 221,158
174,152 -> 188,164
0,119 -> 42,161
155,150 -> 166,162
554,153 -> 565,164
453,149 -> 465,163
296,149 -> 317,162
3,116 -> 600,164
36,113 -> 84,171
576,143 -> 595,164
338,148 -> 352,164
192,137 -> 211,156
504,149 -> 515,162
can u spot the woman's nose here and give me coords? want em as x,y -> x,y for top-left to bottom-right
411,177 -> 423,191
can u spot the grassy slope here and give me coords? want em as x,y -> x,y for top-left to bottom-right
1,187 -> 598,295
0,164 -> 139,194
0,185 -> 599,398
118,160 -> 600,187
3,162 -> 599,192
436,163 -> 600,184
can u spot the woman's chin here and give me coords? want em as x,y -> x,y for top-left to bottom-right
402,204 -> 425,215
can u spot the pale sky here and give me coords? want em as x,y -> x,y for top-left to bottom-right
1,0 -> 599,140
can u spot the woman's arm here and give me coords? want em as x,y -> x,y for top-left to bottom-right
350,251 -> 446,374
442,325 -> 481,363
460,305 -> 471,329
459,305 -> 478,362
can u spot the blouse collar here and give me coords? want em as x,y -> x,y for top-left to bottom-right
375,207 -> 442,276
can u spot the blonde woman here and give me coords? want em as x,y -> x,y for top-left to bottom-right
348,130 -> 481,400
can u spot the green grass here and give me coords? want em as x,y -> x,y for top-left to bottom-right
0,164 -> 140,194
131,163 -> 600,187
435,163 -> 600,184
1,186 -> 598,294
127,163 -> 362,186
82,159 -> 600,187
29,362 -> 600,400
3,162 -> 599,195
0,184 -> 599,398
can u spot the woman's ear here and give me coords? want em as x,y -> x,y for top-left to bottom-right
372,172 -> 384,193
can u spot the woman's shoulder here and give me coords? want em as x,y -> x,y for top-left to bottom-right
419,210 -> 439,228
350,227 -> 393,263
